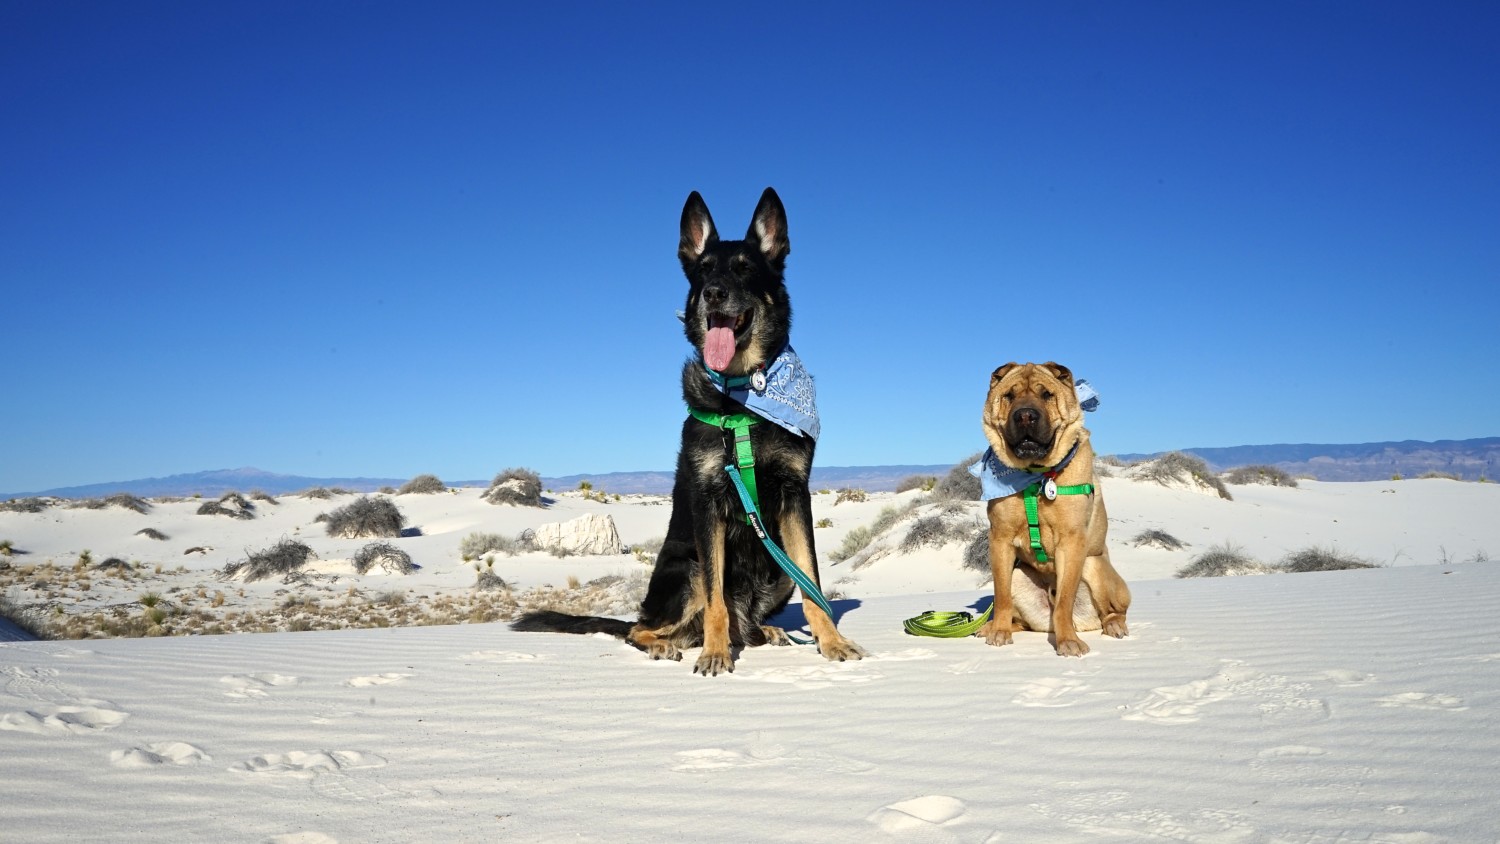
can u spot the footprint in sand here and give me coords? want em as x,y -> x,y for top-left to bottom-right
230,750 -> 387,779
1323,669 -> 1377,686
0,702 -> 129,735
1250,745 -> 1373,791
735,662 -> 883,690
867,795 -> 969,841
1123,661 -> 1328,725
110,741 -> 211,769
345,673 -> 411,687
3,665 -> 86,703
1027,790 -> 1257,841
1376,692 -> 1468,711
672,732 -> 874,775
1012,677 -> 1089,708
944,657 -> 987,675
220,673 -> 301,699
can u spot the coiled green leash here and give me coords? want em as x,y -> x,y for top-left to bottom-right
903,606 -> 993,637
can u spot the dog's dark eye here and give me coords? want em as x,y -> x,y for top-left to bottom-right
700,256 -> 717,272
1041,390 -> 1054,400
731,256 -> 752,277
1002,391 -> 1014,402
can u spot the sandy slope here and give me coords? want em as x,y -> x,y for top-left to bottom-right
2,560 -> 1497,843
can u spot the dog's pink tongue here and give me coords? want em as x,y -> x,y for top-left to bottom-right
703,319 -> 737,372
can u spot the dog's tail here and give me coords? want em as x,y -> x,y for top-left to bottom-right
510,610 -> 632,639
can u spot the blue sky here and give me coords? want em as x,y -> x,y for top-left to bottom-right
3,1 -> 1497,493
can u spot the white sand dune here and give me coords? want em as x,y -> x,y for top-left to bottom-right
2,476 -> 1499,841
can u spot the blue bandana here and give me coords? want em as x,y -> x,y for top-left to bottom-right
703,345 -> 820,441
969,442 -> 1081,502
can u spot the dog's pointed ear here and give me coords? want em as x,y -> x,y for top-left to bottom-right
991,362 -> 1020,384
747,187 -> 789,266
1042,362 -> 1074,385
679,191 -> 718,268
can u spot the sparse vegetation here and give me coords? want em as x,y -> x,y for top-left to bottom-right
815,518 -> 833,528
1136,452 -> 1233,500
1,497 -> 54,514
895,475 -> 938,493
1131,529 -> 1187,550
398,474 -> 447,495
460,531 -> 532,558
484,468 -> 544,507
300,487 -> 338,499
1223,465 -> 1298,487
962,532 -> 990,573
68,493 -> 151,514
931,452 -> 984,501
196,492 -> 256,519
834,488 -> 868,505
249,490 -> 279,505
135,528 -> 169,541
1418,471 -> 1461,481
219,539 -> 317,582
899,515 -> 981,553
1174,543 -> 1271,578
352,542 -> 418,575
1278,546 -> 1379,573
323,497 -> 406,539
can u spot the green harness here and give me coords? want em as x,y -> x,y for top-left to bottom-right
903,467 -> 1094,637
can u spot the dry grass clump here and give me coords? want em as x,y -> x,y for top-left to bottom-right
460,531 -> 532,559
1278,546 -> 1379,572
1,497 -> 55,514
1175,543 -> 1272,577
135,528 -> 169,541
353,541 -> 418,575
1223,465 -> 1299,487
513,571 -> 648,618
1131,529 -> 1187,550
830,500 -> 922,564
299,487 -> 338,500
249,490 -> 279,504
1417,471 -> 1461,481
94,557 -> 134,573
896,475 -> 938,493
900,514 -> 982,553
197,492 -> 256,519
962,532 -> 990,572
323,497 -> 405,538
834,488 -> 868,505
1136,452 -> 1233,500
220,539 -> 316,582
483,468 -> 544,507
931,452 -> 984,502
398,473 -> 447,495
68,493 -> 151,514
475,569 -> 508,591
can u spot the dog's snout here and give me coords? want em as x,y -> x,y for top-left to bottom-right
1012,407 -> 1040,430
703,284 -> 727,307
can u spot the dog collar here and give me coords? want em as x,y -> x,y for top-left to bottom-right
697,345 -> 819,441
970,441 -> 1083,502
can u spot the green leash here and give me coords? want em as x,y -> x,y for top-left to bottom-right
904,471 -> 1094,637
688,407 -> 836,622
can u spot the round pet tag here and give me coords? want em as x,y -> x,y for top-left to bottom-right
751,370 -> 768,393
1043,478 -> 1057,500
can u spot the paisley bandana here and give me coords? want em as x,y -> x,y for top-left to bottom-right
967,381 -> 1099,501
702,345 -> 820,441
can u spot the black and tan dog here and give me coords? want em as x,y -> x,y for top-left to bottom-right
979,362 -> 1131,656
513,188 -> 863,675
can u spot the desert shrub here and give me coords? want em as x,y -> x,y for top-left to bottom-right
630,536 -> 664,565
323,497 -> 405,538
135,528 -> 169,541
475,570 -> 508,591
352,541 -> 418,575
379,486 -> 397,494
93,557 -> 132,573
1277,546 -> 1379,573
895,475 -> 938,494
1137,452 -> 1233,500
220,539 -> 316,582
1174,542 -> 1271,578
931,452 -> 984,501
1417,471 -> 1461,481
899,515 -> 981,553
815,518 -> 833,528
300,487 -> 337,500
484,468 -> 544,507
197,493 -> 255,520
962,532 -> 990,572
248,490 -> 279,504
829,526 -> 874,563
0,497 -> 53,514
69,493 -> 151,514
1131,529 -> 1187,550
1223,465 -> 1298,487
1099,454 -> 1127,467
460,532 -> 531,558
834,488 -> 868,505
398,473 -> 446,495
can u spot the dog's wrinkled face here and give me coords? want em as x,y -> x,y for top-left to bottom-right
678,188 -> 792,375
983,362 -> 1084,467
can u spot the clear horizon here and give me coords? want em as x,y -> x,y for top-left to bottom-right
4,2 -> 1497,492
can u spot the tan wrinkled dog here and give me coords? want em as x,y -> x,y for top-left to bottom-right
979,362 -> 1131,656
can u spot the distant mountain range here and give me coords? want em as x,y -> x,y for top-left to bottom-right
3,438 -> 1495,500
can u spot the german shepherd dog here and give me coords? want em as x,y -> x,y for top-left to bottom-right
513,188 -> 864,675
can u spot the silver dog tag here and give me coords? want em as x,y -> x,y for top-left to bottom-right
751,370 -> 768,393
1043,478 -> 1057,500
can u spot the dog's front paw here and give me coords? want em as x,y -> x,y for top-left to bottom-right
1054,636 -> 1090,657
817,636 -> 865,662
1102,615 -> 1129,639
760,625 -> 792,646
979,620 -> 1013,647
693,649 -> 735,676
643,642 -> 682,662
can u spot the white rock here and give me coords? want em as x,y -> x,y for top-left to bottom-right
532,513 -> 622,556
